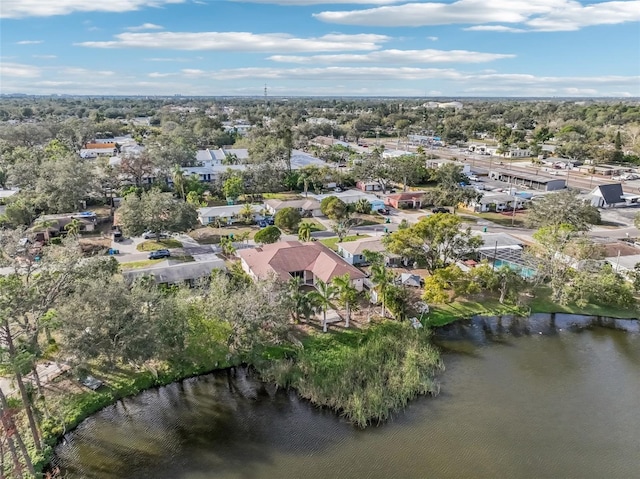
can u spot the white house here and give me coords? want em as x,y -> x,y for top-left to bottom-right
468,192 -> 525,213
310,189 -> 386,212
264,198 -> 322,217
337,237 -> 400,266
197,204 -> 264,225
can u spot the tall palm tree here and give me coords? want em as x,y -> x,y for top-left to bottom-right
298,222 -> 313,242
64,218 -> 82,237
240,203 -> 254,224
307,279 -> 336,333
370,263 -> 394,318
332,273 -> 358,328
287,277 -> 316,323
172,164 -> 185,199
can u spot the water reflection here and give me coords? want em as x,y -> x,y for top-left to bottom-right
56,328 -> 640,479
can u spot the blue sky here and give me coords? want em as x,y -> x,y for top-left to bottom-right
1,0 -> 639,97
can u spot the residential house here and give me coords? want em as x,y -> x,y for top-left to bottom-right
385,192 -> 424,209
123,258 -> 226,286
264,198 -> 322,217
80,142 -> 117,159
588,184 -> 626,208
311,189 -> 386,212
489,171 -> 566,191
238,241 -> 366,291
467,192 -> 525,213
426,158 -> 471,175
197,204 -> 264,226
337,236 -> 401,266
356,181 -> 383,192
31,211 -> 98,240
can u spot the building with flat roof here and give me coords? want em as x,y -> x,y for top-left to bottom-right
489,170 -> 566,191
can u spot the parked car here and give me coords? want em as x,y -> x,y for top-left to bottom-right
431,207 -> 450,214
466,174 -> 480,181
257,220 -> 268,228
148,249 -> 171,260
112,229 -> 123,242
142,231 -> 168,239
377,208 -> 390,215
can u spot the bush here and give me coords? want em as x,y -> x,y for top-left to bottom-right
254,226 -> 281,244
274,207 -> 301,232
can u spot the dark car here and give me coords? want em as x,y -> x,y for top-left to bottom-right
148,249 -> 171,260
377,208 -> 390,215
431,207 -> 450,214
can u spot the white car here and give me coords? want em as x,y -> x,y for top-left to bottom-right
467,174 -> 480,181
142,231 -> 169,239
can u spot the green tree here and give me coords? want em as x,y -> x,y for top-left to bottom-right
172,164 -> 186,199
274,206 -> 301,232
307,279 -> 337,333
36,155 -> 97,213
320,196 -> 348,219
354,198 -> 372,214
370,263 -> 395,318
239,203 -> 255,224
286,277 -> 316,323
254,225 -> 281,244
223,173 -> 244,203
332,273 -> 358,328
219,236 -> 236,257
298,222 -> 313,242
64,218 -> 82,237
117,189 -> 198,238
527,190 -> 600,231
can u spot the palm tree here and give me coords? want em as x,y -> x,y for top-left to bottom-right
298,222 -> 313,242
219,237 -> 236,257
370,263 -> 395,318
287,277 -> 316,323
240,203 -> 254,224
64,218 -> 82,237
354,198 -> 372,214
332,273 -> 358,328
307,279 -> 336,333
172,164 -> 185,199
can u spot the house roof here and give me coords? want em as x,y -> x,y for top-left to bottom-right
198,204 -> 263,219
311,189 -> 383,205
265,198 -> 320,211
238,241 -> 366,283
592,183 -> 624,205
385,191 -> 425,200
476,232 -> 524,250
338,237 -> 386,256
84,143 -> 116,149
122,258 -> 226,284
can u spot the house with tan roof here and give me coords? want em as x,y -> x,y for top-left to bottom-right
337,236 -> 401,266
264,198 -> 322,217
80,142 -> 118,159
237,241 -> 366,291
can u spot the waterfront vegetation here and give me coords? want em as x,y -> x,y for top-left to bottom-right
260,321 -> 443,428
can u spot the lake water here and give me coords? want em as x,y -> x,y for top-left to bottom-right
55,328 -> 640,479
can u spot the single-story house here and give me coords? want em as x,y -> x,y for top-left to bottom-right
489,171 -> 566,191
32,212 -> 98,240
426,158 -> 471,174
467,193 -> 525,213
311,189 -> 386,212
356,181 -> 383,192
123,258 -> 226,286
385,192 -> 424,209
337,236 -> 401,266
486,147 -> 530,158
589,184 -> 626,208
238,241 -> 366,291
264,198 -> 322,217
476,232 -> 525,253
80,142 -> 117,159
399,273 -> 423,288
197,204 -> 264,225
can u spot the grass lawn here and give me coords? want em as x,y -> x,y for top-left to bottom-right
262,192 -> 302,200
463,210 -> 529,228
526,287 -> 639,319
355,214 -> 386,226
320,234 -> 369,251
120,255 -> 194,270
188,226 -> 256,244
136,238 -> 183,252
427,297 -> 526,327
300,218 -> 326,232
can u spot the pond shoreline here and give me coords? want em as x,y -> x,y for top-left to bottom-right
45,312 -> 638,475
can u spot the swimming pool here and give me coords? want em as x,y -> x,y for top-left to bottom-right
493,259 -> 537,278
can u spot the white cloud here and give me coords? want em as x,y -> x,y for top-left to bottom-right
145,57 -> 194,62
232,0 -> 403,4
76,31 -> 389,52
268,49 -> 516,64
464,25 -> 525,32
314,0 -> 640,32
126,23 -> 164,31
149,72 -> 176,77
0,62 -> 42,78
426,36 -> 438,41
32,54 -> 57,59
1,0 -> 186,19
16,40 -> 43,44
